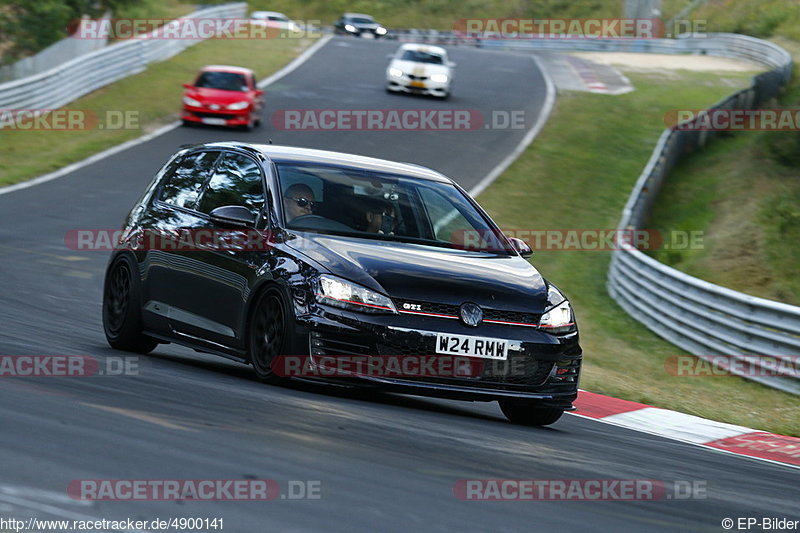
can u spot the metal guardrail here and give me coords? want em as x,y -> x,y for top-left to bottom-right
0,3 -> 247,111
606,35 -> 799,395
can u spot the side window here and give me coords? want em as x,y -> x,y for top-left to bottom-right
158,151 -> 219,209
197,152 -> 265,216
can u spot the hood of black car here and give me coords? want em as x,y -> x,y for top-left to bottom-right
286,233 -> 548,312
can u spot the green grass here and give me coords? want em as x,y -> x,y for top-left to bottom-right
646,131 -> 800,306
0,36 -> 317,186
245,0 -> 622,30
693,0 -> 800,41
476,68 -> 800,436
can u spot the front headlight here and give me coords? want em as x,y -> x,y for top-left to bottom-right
316,275 -> 397,314
344,24 -> 356,32
538,284 -> 575,334
226,101 -> 250,110
375,27 -> 387,35
183,96 -> 202,107
389,67 -> 404,78
430,73 -> 449,83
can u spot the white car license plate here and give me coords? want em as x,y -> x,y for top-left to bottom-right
201,117 -> 227,126
436,333 -> 508,360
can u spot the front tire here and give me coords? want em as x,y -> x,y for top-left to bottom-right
102,255 -> 158,354
499,400 -> 564,426
248,287 -> 290,384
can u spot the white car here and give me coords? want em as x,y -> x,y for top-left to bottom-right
250,11 -> 301,32
386,44 -> 455,99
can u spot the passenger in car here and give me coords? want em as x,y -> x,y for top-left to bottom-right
364,198 -> 396,234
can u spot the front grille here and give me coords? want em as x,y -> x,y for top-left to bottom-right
407,74 -> 429,81
310,331 -> 373,356
484,309 -> 540,325
191,111 -> 236,120
481,352 -> 553,386
547,356 -> 581,385
398,299 -> 540,326
377,336 -> 553,386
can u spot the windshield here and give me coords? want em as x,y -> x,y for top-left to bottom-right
399,50 -> 444,64
194,71 -> 248,92
275,163 -> 514,254
348,17 -> 375,24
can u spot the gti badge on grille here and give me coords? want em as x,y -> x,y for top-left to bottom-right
459,302 -> 483,327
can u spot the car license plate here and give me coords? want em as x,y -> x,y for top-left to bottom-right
362,32 -> 374,39
436,333 -> 508,360
410,80 -> 425,88
201,117 -> 227,126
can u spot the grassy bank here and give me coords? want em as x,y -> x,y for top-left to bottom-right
477,68 -> 800,436
645,1 -> 800,305
0,35 -> 316,187
246,1 -> 624,31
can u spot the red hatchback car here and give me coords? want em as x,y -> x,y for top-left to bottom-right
181,65 -> 263,129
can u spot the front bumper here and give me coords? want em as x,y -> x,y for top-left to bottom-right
387,77 -> 450,97
181,105 -> 251,127
336,26 -> 385,38
287,305 -> 581,408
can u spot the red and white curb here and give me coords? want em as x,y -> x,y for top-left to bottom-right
564,55 -> 632,95
571,390 -> 800,469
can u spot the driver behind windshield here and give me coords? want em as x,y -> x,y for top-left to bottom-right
283,184 -> 316,222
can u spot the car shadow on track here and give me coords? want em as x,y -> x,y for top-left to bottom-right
137,346 -> 562,430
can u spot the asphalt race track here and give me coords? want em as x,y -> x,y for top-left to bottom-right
0,37 -> 797,532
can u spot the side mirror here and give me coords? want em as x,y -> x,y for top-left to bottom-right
255,89 -> 264,97
182,83 -> 192,89
209,205 -> 257,228
448,61 -> 457,68
508,237 -> 533,258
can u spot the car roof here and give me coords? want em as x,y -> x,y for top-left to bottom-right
344,13 -> 374,19
199,65 -> 253,75
251,11 -> 287,18
187,142 -> 453,184
398,43 -> 447,55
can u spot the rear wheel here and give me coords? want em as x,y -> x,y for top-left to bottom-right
249,287 -> 289,384
102,255 -> 158,354
499,400 -> 564,426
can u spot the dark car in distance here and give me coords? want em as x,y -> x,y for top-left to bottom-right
102,142 -> 581,426
334,13 -> 387,38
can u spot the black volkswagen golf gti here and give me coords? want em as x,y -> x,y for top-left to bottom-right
103,142 -> 581,426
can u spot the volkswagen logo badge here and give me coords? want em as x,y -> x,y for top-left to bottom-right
459,302 -> 483,327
